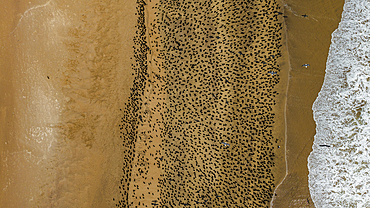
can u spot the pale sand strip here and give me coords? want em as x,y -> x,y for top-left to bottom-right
1,0 -> 137,207
1,1 -> 68,207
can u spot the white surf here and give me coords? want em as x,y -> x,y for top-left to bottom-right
309,0 -> 370,207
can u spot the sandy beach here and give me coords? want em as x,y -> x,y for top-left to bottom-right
0,0 -> 344,207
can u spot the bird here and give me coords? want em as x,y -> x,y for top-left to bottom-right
302,64 -> 310,68
268,71 -> 277,75
302,14 -> 308,18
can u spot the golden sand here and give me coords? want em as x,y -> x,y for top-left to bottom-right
1,0 -> 137,207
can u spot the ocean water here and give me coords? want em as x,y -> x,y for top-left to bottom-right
309,0 -> 370,207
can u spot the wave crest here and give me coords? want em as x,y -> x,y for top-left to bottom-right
309,0 -> 370,207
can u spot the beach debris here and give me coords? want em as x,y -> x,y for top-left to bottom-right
302,14 -> 308,18
302,64 -> 310,68
221,141 -> 230,147
319,144 -> 330,147
268,71 -> 277,75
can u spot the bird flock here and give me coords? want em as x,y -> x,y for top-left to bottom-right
116,0 -> 284,207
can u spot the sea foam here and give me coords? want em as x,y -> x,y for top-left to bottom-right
308,0 -> 370,207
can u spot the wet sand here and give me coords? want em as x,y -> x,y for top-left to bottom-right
271,0 -> 344,207
0,0 -> 343,207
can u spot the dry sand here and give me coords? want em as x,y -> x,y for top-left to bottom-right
1,0 -> 137,207
271,0 -> 344,207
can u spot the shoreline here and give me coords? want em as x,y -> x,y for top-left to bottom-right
271,0 -> 344,207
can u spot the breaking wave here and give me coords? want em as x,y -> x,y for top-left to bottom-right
309,0 -> 370,207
